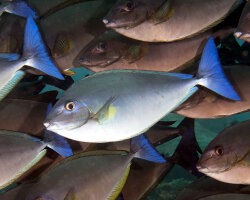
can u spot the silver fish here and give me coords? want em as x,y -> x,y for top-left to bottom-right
197,120 -> 250,184
44,38 -> 240,143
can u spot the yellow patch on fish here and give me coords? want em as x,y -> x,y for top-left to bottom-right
63,69 -> 75,76
125,43 -> 148,63
53,33 -> 73,58
107,105 -> 117,120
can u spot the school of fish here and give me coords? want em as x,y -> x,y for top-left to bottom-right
0,0 -> 249,200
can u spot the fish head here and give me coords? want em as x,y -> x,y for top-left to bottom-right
73,32 -> 124,68
44,97 -> 90,131
197,132 -> 241,175
103,0 -> 150,29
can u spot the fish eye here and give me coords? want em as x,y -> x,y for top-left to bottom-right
121,1 -> 134,12
65,101 -> 76,111
98,42 -> 106,50
215,146 -> 224,156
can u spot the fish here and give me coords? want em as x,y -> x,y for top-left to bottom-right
0,0 -> 38,19
0,135 -> 165,200
0,129 -> 72,190
44,37 -> 240,143
175,65 -> 250,118
38,0 -> 116,73
176,176 -> 250,200
235,0 -> 250,42
197,120 -> 250,184
74,29 -> 233,73
0,16 -> 64,101
103,0 -> 242,42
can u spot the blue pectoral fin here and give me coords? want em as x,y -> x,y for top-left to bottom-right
131,134 -> 166,163
23,16 -> 64,80
197,37 -> 241,101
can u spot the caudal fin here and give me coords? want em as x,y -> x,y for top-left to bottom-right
22,16 -> 64,80
4,1 -> 38,19
196,37 -> 240,101
130,134 -> 166,163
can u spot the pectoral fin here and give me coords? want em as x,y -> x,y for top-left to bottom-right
63,69 -> 75,76
151,0 -> 175,24
53,33 -> 73,58
64,188 -> 76,200
91,97 -> 116,123
124,43 -> 148,64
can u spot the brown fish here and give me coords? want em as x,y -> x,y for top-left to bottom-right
74,29 -> 233,72
235,0 -> 250,42
175,65 -> 250,118
103,0 -> 242,42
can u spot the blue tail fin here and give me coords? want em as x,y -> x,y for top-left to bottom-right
44,130 -> 73,157
22,16 -> 64,80
197,37 -> 240,101
130,134 -> 166,163
4,0 -> 38,19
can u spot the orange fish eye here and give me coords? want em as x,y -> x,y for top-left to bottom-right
65,101 -> 76,111
215,146 -> 224,156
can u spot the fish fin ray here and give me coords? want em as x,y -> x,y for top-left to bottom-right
107,163 -> 131,200
131,134 -> 166,163
23,16 -> 64,80
197,37 -> 240,101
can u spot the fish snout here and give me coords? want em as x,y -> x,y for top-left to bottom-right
44,121 -> 51,129
103,18 -> 117,28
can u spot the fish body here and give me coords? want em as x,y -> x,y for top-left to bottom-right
197,120 -> 250,184
74,29 -> 232,72
104,0 -> 241,42
235,0 -> 250,42
0,130 -> 72,190
45,38 -> 240,143
0,135 -> 165,200
175,65 -> 250,118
